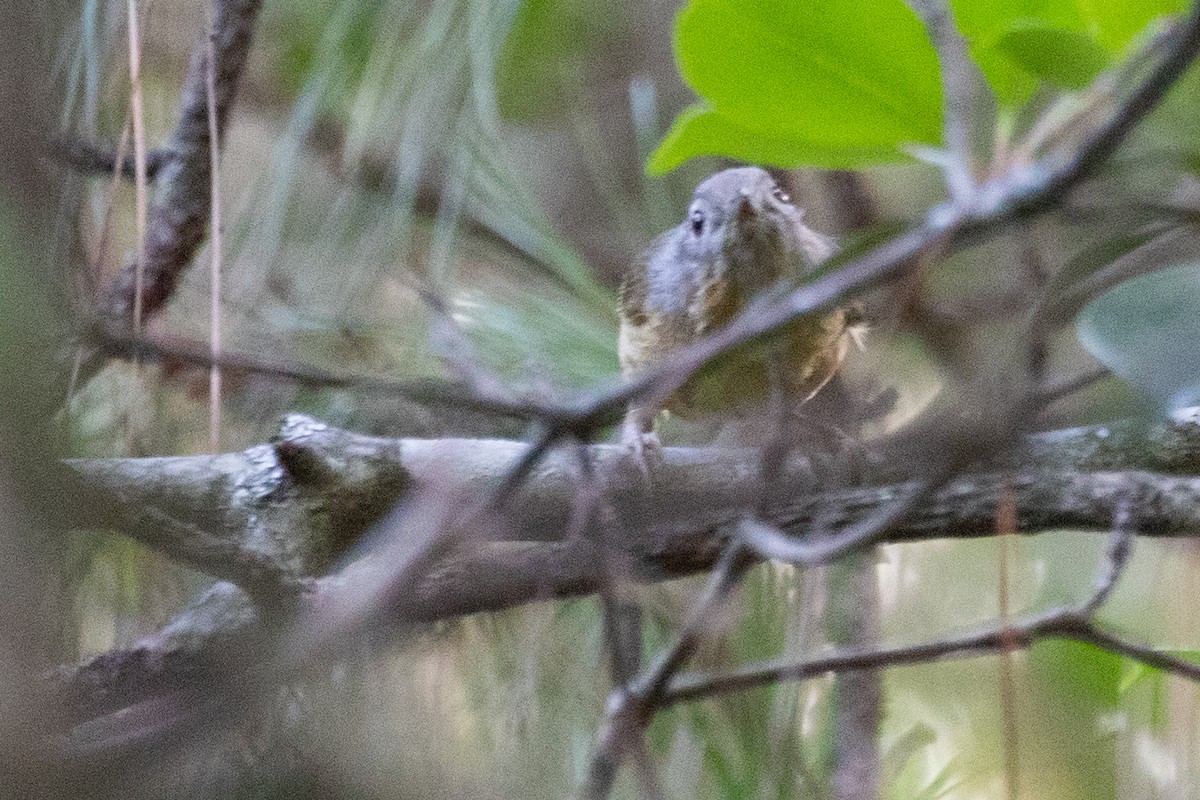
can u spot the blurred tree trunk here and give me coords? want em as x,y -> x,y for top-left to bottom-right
0,2 -> 74,797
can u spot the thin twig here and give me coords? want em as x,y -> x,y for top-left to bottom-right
995,480 -> 1020,800
49,136 -> 176,182
205,21 -> 223,453
86,119 -> 134,299
126,0 -> 148,334
1079,497 -> 1136,616
661,610 -> 1200,706
910,0 -> 979,203
580,544 -> 754,798
736,472 -> 947,565
571,440 -> 643,687
1036,367 -> 1111,407
86,325 -> 542,421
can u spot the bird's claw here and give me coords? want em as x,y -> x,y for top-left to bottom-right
619,423 -> 663,479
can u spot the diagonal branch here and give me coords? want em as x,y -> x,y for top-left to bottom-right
562,2 -> 1200,438
70,0 -> 264,391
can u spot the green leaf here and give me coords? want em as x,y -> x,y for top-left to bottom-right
1079,0 -> 1184,52
1076,262 -> 1200,410
1119,649 -> 1200,694
655,0 -> 944,172
995,24 -> 1112,89
1026,640 -> 1122,798
648,103 -> 903,174
949,0 -> 1185,104
949,0 -> 1084,104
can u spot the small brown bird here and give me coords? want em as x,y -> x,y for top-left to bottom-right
618,166 -> 865,458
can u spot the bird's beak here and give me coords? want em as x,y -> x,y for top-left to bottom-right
735,188 -> 757,226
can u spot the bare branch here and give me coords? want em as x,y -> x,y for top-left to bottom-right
48,136 -> 176,182
70,0 -> 265,392
1078,498 -> 1136,616
736,472 -> 945,565
61,410 -> 1200,598
1036,367 -> 1111,408
86,326 -> 542,423
909,0 -> 981,202
581,545 -> 755,800
660,611 -> 1153,705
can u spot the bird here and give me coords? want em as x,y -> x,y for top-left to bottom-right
617,166 -> 865,460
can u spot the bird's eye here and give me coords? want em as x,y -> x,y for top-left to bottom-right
771,185 -> 791,204
689,208 -> 705,236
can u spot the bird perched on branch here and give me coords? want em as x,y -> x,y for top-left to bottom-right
618,166 -> 866,460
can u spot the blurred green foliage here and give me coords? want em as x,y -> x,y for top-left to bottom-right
50,0 -> 1200,796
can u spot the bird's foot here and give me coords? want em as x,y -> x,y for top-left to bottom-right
619,421 -> 663,479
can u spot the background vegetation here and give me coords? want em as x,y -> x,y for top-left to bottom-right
4,0 -> 1200,797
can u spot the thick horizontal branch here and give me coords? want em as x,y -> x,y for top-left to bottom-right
65,410 -> 1200,597
57,407 -> 1200,729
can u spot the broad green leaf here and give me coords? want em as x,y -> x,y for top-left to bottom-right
1119,649 -> 1200,694
949,0 -> 1084,38
653,0 -> 944,172
949,0 -> 1086,104
1076,262 -> 1200,410
949,0 -> 1185,104
648,103 -> 903,174
1081,0 -> 1183,51
995,24 -> 1112,89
